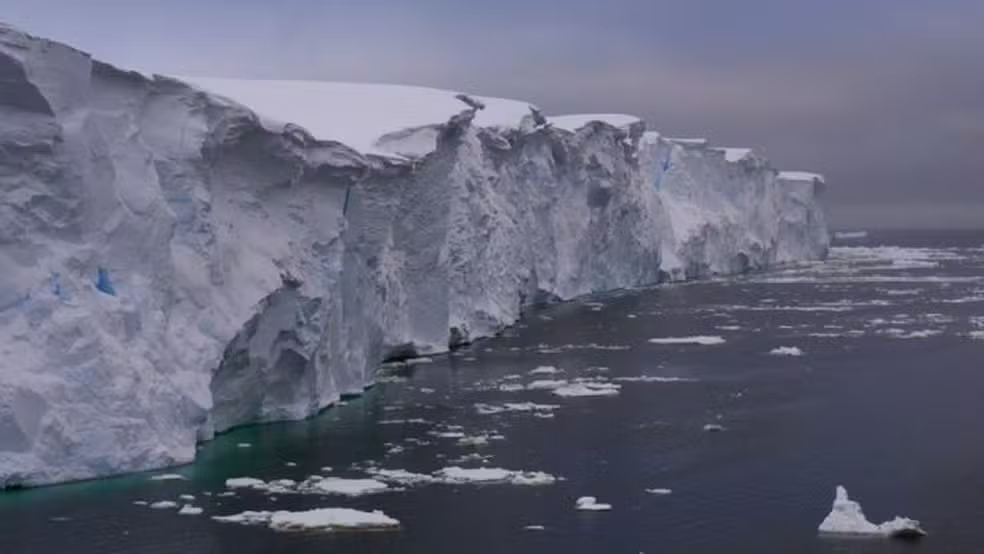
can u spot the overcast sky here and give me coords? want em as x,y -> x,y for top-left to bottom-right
6,0 -> 983,229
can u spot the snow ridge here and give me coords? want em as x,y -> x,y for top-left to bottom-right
0,24 -> 829,487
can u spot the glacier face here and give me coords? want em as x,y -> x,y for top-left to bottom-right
0,24 -> 829,487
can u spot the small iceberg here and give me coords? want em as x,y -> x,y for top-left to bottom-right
769,346 -> 804,356
818,486 -> 926,540
178,505 -> 204,516
576,496 -> 612,511
703,423 -> 727,433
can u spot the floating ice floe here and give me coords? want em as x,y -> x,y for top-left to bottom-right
149,473 -> 187,482
818,486 -> 926,540
226,477 -> 267,490
645,488 -> 673,495
530,366 -> 562,375
237,443 -> 252,449
883,329 -> 942,339
648,336 -> 726,346
474,402 -> 560,415
552,382 -> 621,398
149,500 -> 179,509
613,376 -> 697,383
769,346 -> 805,356
575,496 -> 612,511
703,424 -> 727,433
179,494 -> 195,501
308,478 -> 390,497
435,467 -> 557,485
970,331 -> 984,341
214,508 -> 400,532
498,383 -> 525,392
178,505 -> 204,516
527,379 -> 569,390
524,525 -> 546,531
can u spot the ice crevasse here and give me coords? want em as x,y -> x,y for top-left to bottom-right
0,23 -> 829,487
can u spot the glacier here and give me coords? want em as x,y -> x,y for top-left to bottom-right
0,23 -> 829,487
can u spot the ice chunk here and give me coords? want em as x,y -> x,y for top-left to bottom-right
434,467 -> 558,486
214,508 -> 399,531
575,496 -> 612,511
178,505 -> 204,516
149,474 -> 187,481
552,382 -> 621,397
769,346 -> 804,356
645,488 -> 673,495
648,336 -> 726,345
703,424 -> 727,433
149,500 -> 179,509
529,366 -> 562,375
307,478 -> 389,497
818,486 -> 926,539
225,477 -> 268,490
526,379 -> 569,390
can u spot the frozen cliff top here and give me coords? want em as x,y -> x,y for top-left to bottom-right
779,171 -> 826,184
716,148 -> 754,163
549,114 -> 642,132
179,77 -> 534,156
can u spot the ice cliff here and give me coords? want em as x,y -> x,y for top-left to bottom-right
0,24 -> 829,487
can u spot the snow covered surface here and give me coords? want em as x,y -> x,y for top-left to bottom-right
180,78 -> 533,158
0,23 -> 829,487
550,114 -> 641,132
818,486 -> 926,539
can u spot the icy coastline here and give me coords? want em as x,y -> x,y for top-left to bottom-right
0,23 -> 829,487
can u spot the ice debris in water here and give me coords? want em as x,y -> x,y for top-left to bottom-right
435,467 -> 557,485
474,402 -> 560,415
308,478 -> 389,497
648,336 -> 726,345
818,486 -> 926,540
645,488 -> 673,495
149,473 -> 187,481
769,346 -> 804,356
529,366 -> 562,375
213,508 -> 400,532
552,382 -> 621,397
149,501 -> 179,509
703,423 -> 727,433
178,505 -> 204,516
575,496 -> 612,511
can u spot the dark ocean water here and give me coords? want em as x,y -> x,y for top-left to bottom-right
2,229 -> 982,554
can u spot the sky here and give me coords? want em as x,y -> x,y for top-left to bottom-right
5,0 -> 983,229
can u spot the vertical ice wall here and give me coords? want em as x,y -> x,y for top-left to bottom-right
0,24 -> 828,487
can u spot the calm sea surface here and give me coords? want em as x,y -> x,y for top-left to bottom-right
2,229 -> 982,554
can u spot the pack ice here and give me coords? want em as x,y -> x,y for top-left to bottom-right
0,23 -> 829,487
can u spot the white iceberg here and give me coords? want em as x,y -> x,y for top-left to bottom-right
818,486 -> 926,540
529,366 -> 562,375
575,496 -> 612,511
178,505 -> 204,516
769,346 -> 805,356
